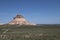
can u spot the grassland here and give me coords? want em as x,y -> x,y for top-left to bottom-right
0,24 -> 60,40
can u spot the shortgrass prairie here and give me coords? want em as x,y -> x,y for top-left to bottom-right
0,24 -> 60,40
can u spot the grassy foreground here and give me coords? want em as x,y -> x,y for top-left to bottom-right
0,24 -> 60,40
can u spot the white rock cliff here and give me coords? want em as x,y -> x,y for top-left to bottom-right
8,14 -> 36,25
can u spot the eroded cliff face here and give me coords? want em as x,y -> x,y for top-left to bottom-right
8,14 -> 36,25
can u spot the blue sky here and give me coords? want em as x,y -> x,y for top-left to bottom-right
0,0 -> 60,24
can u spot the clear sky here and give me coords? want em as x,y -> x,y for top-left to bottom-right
0,0 -> 60,24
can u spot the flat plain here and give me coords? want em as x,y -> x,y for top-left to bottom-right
0,24 -> 60,40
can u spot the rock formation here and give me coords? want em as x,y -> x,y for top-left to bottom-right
8,14 -> 36,25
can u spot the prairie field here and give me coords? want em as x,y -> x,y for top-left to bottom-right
0,24 -> 60,40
